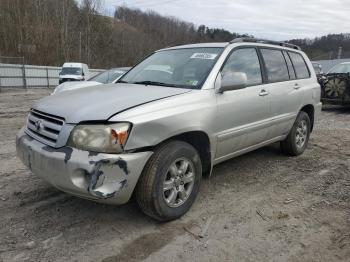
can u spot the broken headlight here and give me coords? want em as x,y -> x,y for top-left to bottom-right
67,123 -> 131,153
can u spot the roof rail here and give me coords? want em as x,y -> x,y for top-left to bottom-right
230,37 -> 301,50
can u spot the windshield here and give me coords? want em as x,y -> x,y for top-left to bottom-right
89,69 -> 127,84
60,67 -> 82,75
328,63 -> 350,74
119,47 -> 223,89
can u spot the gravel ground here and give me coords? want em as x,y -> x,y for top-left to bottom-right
0,88 -> 349,262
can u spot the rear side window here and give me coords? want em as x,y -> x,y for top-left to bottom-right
283,51 -> 296,80
288,52 -> 310,79
261,49 -> 289,82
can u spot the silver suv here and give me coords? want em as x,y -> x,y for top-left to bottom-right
16,38 -> 322,221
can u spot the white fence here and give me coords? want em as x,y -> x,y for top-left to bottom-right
4,58 -> 349,89
0,63 -> 105,89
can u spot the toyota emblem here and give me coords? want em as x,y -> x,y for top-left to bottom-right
34,120 -> 43,131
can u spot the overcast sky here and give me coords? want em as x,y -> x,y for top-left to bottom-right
100,0 -> 350,40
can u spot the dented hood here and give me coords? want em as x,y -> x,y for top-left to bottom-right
33,83 -> 191,123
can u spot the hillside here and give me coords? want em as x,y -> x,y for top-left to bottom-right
0,0 -> 349,68
289,34 -> 350,60
0,0 -> 248,68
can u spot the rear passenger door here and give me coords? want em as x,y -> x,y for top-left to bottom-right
260,48 -> 306,139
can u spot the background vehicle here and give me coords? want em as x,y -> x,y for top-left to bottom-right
328,62 -> 350,74
312,62 -> 326,84
321,62 -> 350,105
58,62 -> 89,84
17,38 -> 321,221
53,67 -> 130,94
312,62 -> 323,75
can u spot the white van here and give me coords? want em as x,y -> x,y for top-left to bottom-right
53,67 -> 130,94
58,63 -> 89,84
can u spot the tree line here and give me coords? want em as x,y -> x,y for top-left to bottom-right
0,0 -> 249,68
289,34 -> 350,60
0,0 -> 349,68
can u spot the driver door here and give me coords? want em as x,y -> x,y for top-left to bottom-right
215,47 -> 270,161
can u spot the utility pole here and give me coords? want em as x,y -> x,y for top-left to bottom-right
337,46 -> 343,59
22,56 -> 27,89
79,31 -> 82,61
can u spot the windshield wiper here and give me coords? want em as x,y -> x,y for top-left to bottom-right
132,81 -> 177,87
117,80 -> 131,83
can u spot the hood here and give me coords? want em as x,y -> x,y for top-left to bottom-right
54,81 -> 102,94
33,83 -> 191,123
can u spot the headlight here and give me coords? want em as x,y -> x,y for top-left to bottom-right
67,123 -> 131,153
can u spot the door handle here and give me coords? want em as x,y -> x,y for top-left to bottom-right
259,89 -> 269,96
294,83 -> 301,90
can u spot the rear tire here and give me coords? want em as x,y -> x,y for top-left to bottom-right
136,141 -> 202,221
281,111 -> 311,156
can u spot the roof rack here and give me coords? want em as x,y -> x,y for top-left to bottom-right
230,37 -> 301,50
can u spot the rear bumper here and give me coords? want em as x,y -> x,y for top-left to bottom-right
16,128 -> 153,205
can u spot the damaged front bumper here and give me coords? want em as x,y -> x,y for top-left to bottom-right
16,128 -> 153,205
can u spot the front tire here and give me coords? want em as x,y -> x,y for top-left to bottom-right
281,111 -> 311,156
136,141 -> 202,221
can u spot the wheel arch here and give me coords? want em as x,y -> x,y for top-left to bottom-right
153,131 -> 212,177
300,104 -> 315,132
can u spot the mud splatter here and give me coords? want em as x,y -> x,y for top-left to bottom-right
114,158 -> 129,175
88,151 -> 100,157
87,159 -> 128,199
42,146 -> 73,164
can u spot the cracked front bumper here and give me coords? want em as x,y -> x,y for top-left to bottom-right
16,128 -> 153,205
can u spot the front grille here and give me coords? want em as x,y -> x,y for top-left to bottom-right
25,109 -> 65,147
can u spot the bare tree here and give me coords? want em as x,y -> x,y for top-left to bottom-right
0,2 -> 261,68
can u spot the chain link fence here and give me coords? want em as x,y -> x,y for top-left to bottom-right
310,51 -> 350,61
0,56 -> 25,65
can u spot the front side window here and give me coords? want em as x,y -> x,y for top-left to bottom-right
288,52 -> 310,79
221,48 -> 262,86
261,49 -> 289,82
119,47 -> 223,89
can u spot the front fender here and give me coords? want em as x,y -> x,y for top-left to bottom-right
109,90 -> 217,152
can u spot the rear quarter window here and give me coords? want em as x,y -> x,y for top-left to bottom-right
288,52 -> 310,79
261,49 -> 289,82
283,51 -> 296,80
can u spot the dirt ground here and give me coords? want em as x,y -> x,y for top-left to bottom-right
0,88 -> 349,262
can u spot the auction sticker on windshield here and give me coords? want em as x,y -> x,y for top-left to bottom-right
186,80 -> 199,86
190,53 -> 218,59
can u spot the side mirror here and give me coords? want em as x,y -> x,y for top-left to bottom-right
82,72 -> 85,76
219,72 -> 248,93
